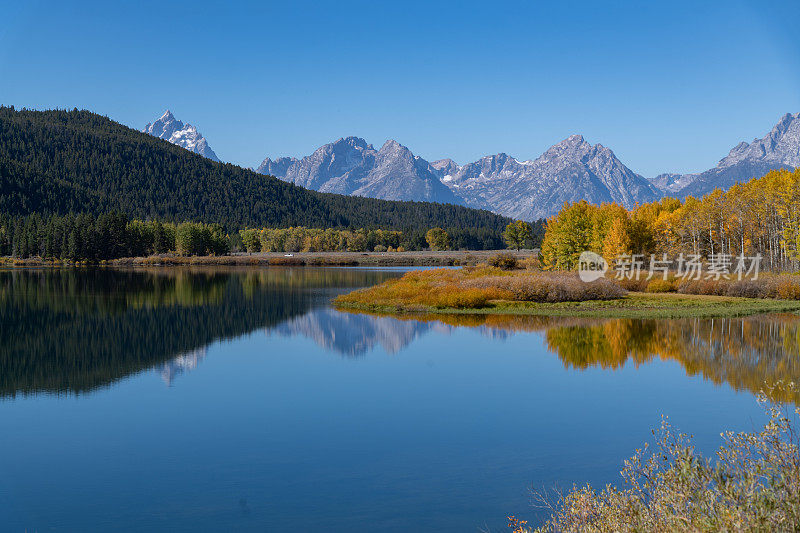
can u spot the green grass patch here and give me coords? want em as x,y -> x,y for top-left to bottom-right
337,292 -> 800,319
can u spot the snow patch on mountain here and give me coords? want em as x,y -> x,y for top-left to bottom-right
437,135 -> 661,219
254,112 -> 800,219
143,110 -> 220,162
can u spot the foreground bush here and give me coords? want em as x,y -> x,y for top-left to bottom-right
645,278 -> 675,293
607,273 -> 800,300
519,391 -> 800,532
464,273 -> 626,303
334,268 -> 511,310
489,252 -> 519,270
674,274 -> 800,300
615,276 -> 649,292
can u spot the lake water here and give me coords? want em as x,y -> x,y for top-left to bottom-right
1,267 -> 796,532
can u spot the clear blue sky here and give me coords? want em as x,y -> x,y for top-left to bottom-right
1,0 -> 799,177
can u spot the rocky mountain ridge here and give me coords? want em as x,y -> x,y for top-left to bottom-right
143,110 -> 219,162
148,109 -> 800,219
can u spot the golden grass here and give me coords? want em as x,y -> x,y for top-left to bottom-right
645,278 -> 675,293
334,268 -> 626,311
334,267 -> 800,318
334,268 -> 512,310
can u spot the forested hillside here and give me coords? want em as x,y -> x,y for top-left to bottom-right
0,107 -> 511,235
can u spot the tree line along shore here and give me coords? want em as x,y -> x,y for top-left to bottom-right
540,167 -> 800,272
0,211 -> 542,264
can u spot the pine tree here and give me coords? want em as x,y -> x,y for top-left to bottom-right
67,230 -> 78,261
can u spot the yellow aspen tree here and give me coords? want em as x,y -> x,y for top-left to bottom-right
602,216 -> 630,263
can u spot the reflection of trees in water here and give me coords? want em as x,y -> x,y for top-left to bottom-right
10,265 -> 799,404
543,316 -> 800,402
0,268 -> 398,397
343,311 -> 800,403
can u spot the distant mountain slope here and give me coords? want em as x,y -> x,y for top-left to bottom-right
438,135 -> 661,219
651,112 -> 800,197
257,137 -> 462,204
648,172 -> 698,194
143,110 -> 220,161
0,107 -> 510,234
258,134 -> 659,219
137,109 -> 800,219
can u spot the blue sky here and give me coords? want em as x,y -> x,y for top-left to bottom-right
1,0 -> 799,176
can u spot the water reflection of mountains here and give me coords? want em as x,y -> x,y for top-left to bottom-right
4,268 -> 800,403
0,267 -> 397,397
276,311 -> 800,402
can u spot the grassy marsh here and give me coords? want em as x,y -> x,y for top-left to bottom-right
333,267 -> 800,319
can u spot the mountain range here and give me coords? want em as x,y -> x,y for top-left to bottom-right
0,106 -> 510,237
256,137 -> 461,204
146,111 -> 800,220
431,135 -> 661,219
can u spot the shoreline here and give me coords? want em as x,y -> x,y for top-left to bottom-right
0,250 -> 536,268
334,292 -> 800,319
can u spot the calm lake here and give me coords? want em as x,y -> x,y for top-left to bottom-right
1,267 -> 796,532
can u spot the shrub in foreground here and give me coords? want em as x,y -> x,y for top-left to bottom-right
466,273 -> 627,303
519,256 -> 540,271
776,279 -> 800,300
586,273 -> 800,301
645,278 -> 675,293
672,275 -> 800,300
725,278 -> 771,299
615,276 -> 649,292
489,252 -> 519,270
334,269 -> 513,310
518,391 -> 800,532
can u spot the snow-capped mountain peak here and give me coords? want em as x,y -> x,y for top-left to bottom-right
436,135 -> 660,219
253,112 -> 800,219
143,110 -> 220,162
431,159 -> 460,183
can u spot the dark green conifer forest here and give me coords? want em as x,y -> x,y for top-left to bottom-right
0,106 -> 525,258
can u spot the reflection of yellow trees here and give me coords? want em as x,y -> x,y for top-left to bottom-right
548,316 -> 800,403
126,271 -> 227,308
546,320 -> 659,370
349,310 -> 800,403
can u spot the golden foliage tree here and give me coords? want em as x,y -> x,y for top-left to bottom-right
540,168 -> 800,272
602,216 -> 630,263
